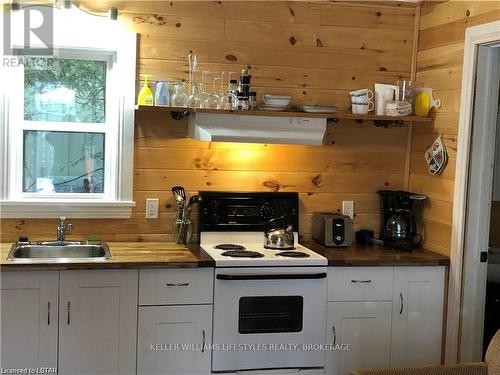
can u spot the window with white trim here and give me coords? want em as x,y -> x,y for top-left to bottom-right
0,5 -> 136,218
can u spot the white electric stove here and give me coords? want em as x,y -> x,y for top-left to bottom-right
199,192 -> 327,374
200,232 -> 327,267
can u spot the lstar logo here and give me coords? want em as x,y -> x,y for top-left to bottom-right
3,4 -> 53,56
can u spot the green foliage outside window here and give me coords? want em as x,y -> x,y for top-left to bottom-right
24,57 -> 106,123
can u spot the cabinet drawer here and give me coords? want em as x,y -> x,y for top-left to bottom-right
139,268 -> 214,305
328,267 -> 393,301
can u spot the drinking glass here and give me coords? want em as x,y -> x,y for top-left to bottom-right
217,71 -> 230,110
188,83 -> 204,109
154,81 -> 170,106
171,82 -> 188,108
201,71 -> 211,109
209,76 -> 222,109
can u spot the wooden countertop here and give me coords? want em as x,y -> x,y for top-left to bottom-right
0,242 -> 214,271
300,241 -> 450,267
0,241 -> 449,271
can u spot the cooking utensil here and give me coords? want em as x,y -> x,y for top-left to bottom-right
172,186 -> 186,207
178,194 -> 202,244
264,216 -> 295,250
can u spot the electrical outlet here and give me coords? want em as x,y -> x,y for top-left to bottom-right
342,201 -> 354,219
146,198 -> 159,219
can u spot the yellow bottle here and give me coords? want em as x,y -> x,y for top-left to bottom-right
138,74 -> 153,106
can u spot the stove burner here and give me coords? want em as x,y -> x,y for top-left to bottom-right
221,250 -> 264,258
275,251 -> 310,258
215,244 -> 246,251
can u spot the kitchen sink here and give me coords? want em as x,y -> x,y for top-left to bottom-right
7,242 -> 111,261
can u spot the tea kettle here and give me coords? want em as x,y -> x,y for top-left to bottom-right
264,216 -> 295,250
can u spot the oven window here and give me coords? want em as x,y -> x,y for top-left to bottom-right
238,296 -> 303,334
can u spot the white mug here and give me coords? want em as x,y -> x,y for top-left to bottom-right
350,89 -> 374,100
352,100 -> 374,114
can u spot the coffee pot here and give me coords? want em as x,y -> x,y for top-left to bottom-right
386,208 -> 422,247
264,216 -> 295,250
378,190 -> 426,251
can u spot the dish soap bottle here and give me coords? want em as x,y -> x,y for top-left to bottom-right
138,74 -> 153,106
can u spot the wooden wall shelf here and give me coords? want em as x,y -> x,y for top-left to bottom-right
135,105 -> 433,123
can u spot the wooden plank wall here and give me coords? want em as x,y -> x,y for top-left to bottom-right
0,1 -> 415,243
409,1 -> 500,256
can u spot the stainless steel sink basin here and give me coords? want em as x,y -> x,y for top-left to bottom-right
7,242 -> 111,261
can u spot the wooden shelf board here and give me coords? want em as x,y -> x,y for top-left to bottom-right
135,105 -> 432,123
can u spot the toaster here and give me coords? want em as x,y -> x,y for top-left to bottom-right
312,212 -> 352,247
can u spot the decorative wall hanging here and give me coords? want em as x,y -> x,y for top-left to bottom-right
425,134 -> 448,175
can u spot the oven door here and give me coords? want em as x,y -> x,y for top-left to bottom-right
212,267 -> 327,372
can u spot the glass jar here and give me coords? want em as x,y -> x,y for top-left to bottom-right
170,82 -> 188,108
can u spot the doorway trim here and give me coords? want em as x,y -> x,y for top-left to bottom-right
447,20 -> 500,363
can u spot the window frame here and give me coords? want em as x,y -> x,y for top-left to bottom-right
0,5 -> 136,218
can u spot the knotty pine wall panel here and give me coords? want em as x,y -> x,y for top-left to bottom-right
409,1 -> 500,256
81,0 -> 414,110
0,1 -> 414,243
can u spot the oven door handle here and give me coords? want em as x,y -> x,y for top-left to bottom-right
216,273 -> 327,280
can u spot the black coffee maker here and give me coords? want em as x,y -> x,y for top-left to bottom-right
377,190 -> 427,251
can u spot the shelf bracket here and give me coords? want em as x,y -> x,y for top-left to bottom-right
171,110 -> 191,120
373,119 -> 405,128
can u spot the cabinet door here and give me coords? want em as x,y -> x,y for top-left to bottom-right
0,271 -> 59,369
137,305 -> 212,375
391,267 -> 445,366
325,301 -> 392,375
58,270 -> 138,375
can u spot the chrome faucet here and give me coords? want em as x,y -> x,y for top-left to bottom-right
57,216 -> 73,242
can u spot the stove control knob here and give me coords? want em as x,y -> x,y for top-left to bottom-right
260,204 -> 275,219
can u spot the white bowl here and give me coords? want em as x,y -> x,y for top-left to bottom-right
263,98 -> 291,106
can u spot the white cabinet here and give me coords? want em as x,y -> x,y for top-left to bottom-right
327,267 -> 393,301
391,267 -> 445,366
58,270 -> 138,375
137,305 -> 212,375
0,271 -> 59,369
137,268 -> 214,375
326,266 -> 446,375
139,268 -> 213,305
326,301 -> 392,375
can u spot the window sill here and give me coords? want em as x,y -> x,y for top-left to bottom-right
0,200 -> 135,219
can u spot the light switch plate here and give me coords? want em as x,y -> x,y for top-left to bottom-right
342,201 -> 354,219
146,198 -> 159,219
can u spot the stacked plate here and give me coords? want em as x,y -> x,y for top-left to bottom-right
296,105 -> 337,113
260,95 -> 292,111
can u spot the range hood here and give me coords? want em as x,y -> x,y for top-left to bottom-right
188,113 -> 327,145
